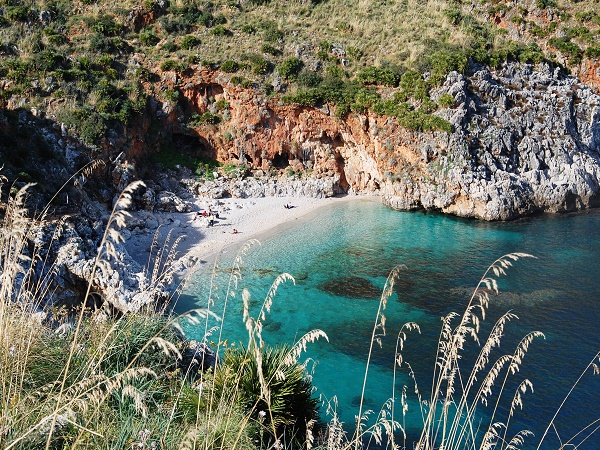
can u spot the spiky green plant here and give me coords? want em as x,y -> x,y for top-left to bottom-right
215,344 -> 320,448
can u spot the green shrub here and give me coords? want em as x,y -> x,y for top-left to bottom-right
282,89 -> 322,106
277,57 -> 303,80
585,46 -> 600,59
564,26 -> 593,41
213,13 -> 227,25
188,112 -> 222,126
397,108 -> 453,133
530,23 -> 550,38
297,70 -> 323,88
260,43 -> 279,55
47,33 -> 65,45
88,33 -> 112,52
159,7 -> 198,34
180,34 -> 201,49
162,39 -> 177,52
230,75 -> 245,85
160,59 -> 186,72
347,46 -> 363,61
43,28 -> 66,45
220,60 -> 239,73
356,66 -> 401,87
215,99 -> 229,111
55,106 -> 107,144
535,0 -> 556,9
242,54 -> 272,75
548,37 -> 583,61
133,66 -> 155,81
89,14 -> 123,36
517,42 -> 545,64
575,11 -> 597,23
350,88 -> 379,113
210,25 -> 231,36
5,6 -> 32,22
263,24 -> 283,42
335,102 -> 351,118
164,89 -> 179,102
437,93 -> 455,108
428,50 -> 468,86
5,59 -> 30,83
241,24 -> 257,34
139,27 -> 160,46
197,11 -> 215,27
399,70 -> 428,100
444,7 -> 463,25
96,55 -> 113,69
31,50 -> 65,72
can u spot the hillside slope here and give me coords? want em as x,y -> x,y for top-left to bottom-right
0,0 -> 599,220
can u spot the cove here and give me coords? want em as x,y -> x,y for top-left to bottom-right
177,199 -> 600,449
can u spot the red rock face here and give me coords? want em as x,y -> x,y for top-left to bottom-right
147,68 -> 429,195
578,58 -> 600,93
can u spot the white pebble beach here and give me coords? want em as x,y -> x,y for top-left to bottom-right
124,195 -> 379,272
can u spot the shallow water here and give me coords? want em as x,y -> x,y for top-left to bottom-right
178,200 -> 600,449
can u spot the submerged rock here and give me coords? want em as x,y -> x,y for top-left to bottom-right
319,276 -> 382,299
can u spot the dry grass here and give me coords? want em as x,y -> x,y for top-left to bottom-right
1,176 -> 599,450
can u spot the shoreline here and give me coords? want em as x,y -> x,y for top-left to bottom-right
123,194 -> 381,274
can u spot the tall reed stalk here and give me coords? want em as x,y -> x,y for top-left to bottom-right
1,175 -> 598,450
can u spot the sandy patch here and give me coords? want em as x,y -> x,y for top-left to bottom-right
123,195 -> 378,271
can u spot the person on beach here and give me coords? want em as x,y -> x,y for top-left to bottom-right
232,228 -> 238,234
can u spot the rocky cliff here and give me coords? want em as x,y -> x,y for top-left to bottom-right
136,60 -> 600,220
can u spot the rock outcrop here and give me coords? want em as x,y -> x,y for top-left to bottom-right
406,62 -> 600,220
33,213 -> 173,315
148,61 -> 600,220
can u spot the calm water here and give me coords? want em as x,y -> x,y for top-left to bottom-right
177,199 -> 600,449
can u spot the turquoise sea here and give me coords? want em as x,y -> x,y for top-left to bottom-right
177,199 -> 600,449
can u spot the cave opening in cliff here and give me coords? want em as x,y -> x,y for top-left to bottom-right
170,133 -> 217,162
272,151 -> 289,169
335,153 -> 350,192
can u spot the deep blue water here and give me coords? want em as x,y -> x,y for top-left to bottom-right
177,199 -> 600,449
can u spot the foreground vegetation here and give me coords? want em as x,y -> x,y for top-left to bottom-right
1,179 -> 599,449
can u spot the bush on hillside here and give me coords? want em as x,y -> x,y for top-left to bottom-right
548,37 -> 583,61
277,57 -> 303,80
356,66 -> 401,87
139,27 -> 160,46
188,112 -> 222,126
428,50 -> 468,86
211,25 -> 231,36
180,34 -> 201,50
221,60 -> 240,73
